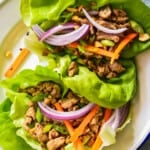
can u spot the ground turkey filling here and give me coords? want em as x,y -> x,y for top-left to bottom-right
66,5 -> 128,79
40,5 -> 129,79
20,81 -> 104,150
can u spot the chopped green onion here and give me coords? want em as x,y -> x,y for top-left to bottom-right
101,40 -> 115,47
36,107 -> 43,123
54,124 -> 68,135
43,124 -> 53,133
130,20 -> 144,33
32,93 -> 47,102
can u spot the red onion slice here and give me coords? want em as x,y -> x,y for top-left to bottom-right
40,23 -> 77,41
82,8 -> 128,34
105,103 -> 130,130
32,24 -> 89,46
44,24 -> 89,46
32,24 -> 44,37
38,102 -> 95,120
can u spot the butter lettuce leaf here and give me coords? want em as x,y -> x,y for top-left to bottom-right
56,55 -> 136,108
0,99 -> 33,150
20,0 -> 75,27
16,129 -> 42,150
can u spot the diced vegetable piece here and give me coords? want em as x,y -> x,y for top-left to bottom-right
43,124 -> 53,133
130,20 -> 144,33
35,107 -> 43,123
101,40 -> 115,47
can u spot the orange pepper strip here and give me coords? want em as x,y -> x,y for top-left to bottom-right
92,109 -> 112,150
111,33 -> 137,64
70,105 -> 100,143
4,48 -> 30,78
54,103 -> 84,150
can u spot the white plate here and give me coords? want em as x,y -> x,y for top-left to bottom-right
0,0 -> 150,150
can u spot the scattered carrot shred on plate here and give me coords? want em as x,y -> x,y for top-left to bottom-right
54,102 -> 84,150
4,48 -> 30,78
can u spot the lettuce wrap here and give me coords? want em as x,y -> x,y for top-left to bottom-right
0,65 -> 131,150
20,0 -> 150,57
0,66 -> 62,150
21,1 -> 140,109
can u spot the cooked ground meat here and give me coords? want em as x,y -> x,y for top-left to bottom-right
96,61 -> 125,78
22,81 -> 105,149
62,5 -> 129,79
68,61 -> 78,77
99,5 -> 112,19
47,137 -> 65,150
96,31 -> 120,43
24,104 -> 104,149
70,5 -> 130,41
19,81 -> 61,100
67,53 -> 125,79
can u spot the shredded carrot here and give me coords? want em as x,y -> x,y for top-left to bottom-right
92,136 -> 103,150
4,48 -> 30,78
68,42 -> 114,58
102,109 -> 112,124
85,45 -> 114,58
67,42 -> 78,49
70,105 -> 100,143
111,33 -> 137,64
92,109 -> 112,150
54,103 -> 84,150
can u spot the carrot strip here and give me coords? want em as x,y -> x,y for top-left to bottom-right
92,109 -> 112,150
68,42 -> 78,49
85,45 -> 114,58
92,136 -> 103,150
54,103 -> 84,150
67,42 -> 114,58
4,48 -> 30,78
111,33 -> 137,64
70,105 -> 100,143
102,109 -> 112,124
